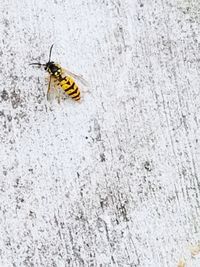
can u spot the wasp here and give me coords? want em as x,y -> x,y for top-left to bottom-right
30,45 -> 88,102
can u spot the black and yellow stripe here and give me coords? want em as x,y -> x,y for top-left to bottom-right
59,76 -> 80,101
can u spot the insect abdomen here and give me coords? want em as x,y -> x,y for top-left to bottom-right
60,76 -> 80,101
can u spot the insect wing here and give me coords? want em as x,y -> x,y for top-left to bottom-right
47,76 -> 58,101
63,69 -> 89,87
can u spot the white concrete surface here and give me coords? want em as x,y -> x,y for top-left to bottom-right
0,0 -> 200,266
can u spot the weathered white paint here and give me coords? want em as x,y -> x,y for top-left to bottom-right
0,0 -> 200,266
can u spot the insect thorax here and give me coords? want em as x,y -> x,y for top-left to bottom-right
46,62 -> 62,77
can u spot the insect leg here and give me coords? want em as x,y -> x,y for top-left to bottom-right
55,86 -> 61,104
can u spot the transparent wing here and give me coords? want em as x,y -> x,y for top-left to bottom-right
46,75 -> 61,103
63,68 -> 90,87
47,75 -> 54,101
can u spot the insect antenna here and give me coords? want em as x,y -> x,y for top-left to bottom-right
48,44 -> 54,62
29,63 -> 45,66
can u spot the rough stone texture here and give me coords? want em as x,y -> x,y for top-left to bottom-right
0,0 -> 200,266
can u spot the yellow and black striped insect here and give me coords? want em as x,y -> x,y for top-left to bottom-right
30,45 -> 87,102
